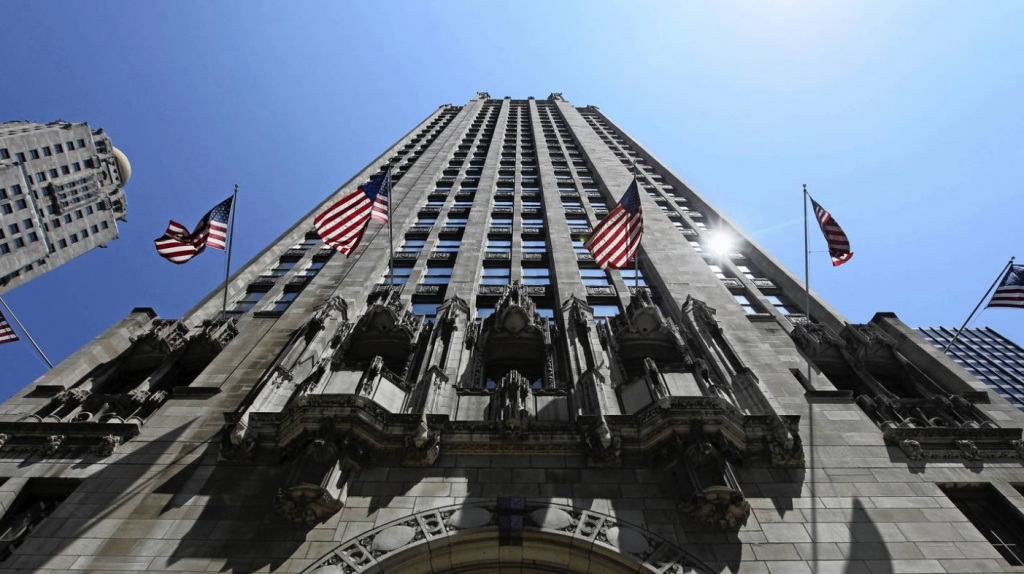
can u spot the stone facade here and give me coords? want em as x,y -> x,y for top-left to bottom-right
0,94 -> 1023,574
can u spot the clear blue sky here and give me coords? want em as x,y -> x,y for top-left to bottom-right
1,1 -> 1022,395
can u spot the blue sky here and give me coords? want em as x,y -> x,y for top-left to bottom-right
1,1 -> 1022,394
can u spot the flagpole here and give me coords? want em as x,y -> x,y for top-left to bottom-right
631,160 -> 639,290
222,184 -> 239,314
803,183 -> 818,573
386,166 -> 395,288
943,256 -> 1015,353
0,296 -> 53,369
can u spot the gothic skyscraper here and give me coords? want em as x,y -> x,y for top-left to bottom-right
1,94 -> 1023,574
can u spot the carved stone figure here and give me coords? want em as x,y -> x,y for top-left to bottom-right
899,439 -> 925,460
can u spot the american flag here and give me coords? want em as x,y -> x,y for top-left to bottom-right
0,310 -> 18,346
154,196 -> 234,265
315,168 -> 391,256
987,264 -> 1024,309
810,197 -> 853,267
370,168 -> 391,224
585,179 -> 643,269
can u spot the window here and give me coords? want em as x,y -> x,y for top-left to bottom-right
76,139 -> 85,148
414,216 -> 437,228
269,261 -> 295,277
269,292 -> 299,313
74,210 -> 83,220
708,265 -> 727,280
14,199 -> 27,210
100,221 -> 109,230
63,214 -> 72,224
401,239 -> 425,252
0,477 -> 80,562
766,295 -> 795,315
29,149 -> 39,160
300,261 -> 325,277
940,484 -> 1024,565
90,225 -> 98,234
522,240 -> 547,253
233,291 -> 265,313
7,224 -> 18,235
422,266 -> 453,284
69,233 -> 79,244
580,268 -> 610,286
57,239 -> 67,249
522,267 -> 550,285
72,162 -> 81,172
85,206 -> 93,215
385,266 -> 413,285
35,172 -> 46,183
572,239 -> 588,254
445,217 -> 469,228
13,238 -> 24,248
27,232 -> 38,243
0,149 -> 8,159
591,304 -> 621,323
482,267 -> 510,285
11,185 -> 21,196
434,239 -> 461,252
0,244 -> 8,254
734,294 -> 758,315
413,302 -> 438,323
736,265 -> 755,279
0,204 -> 12,215
66,141 -> 75,150
619,268 -> 648,287
486,239 -> 511,253
53,143 -> 62,153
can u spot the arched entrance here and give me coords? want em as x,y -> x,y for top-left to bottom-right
304,501 -> 713,574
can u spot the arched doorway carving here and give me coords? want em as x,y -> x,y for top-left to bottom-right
304,501 -> 713,574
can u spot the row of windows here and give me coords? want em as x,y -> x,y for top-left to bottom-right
0,139 -> 87,163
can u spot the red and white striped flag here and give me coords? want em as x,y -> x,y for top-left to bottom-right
315,168 -> 391,256
0,310 -> 19,346
585,179 -> 644,269
987,264 -> 1024,309
810,198 -> 853,267
154,196 -> 234,265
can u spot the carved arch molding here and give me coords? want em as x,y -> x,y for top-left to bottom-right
303,501 -> 712,574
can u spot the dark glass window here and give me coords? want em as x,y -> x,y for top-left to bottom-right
385,266 -> 413,285
434,239 -> 461,252
422,267 -> 452,284
270,292 -> 298,313
940,484 -> 1024,566
413,302 -> 437,323
232,291 -> 265,313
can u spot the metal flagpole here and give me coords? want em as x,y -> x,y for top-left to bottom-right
803,184 -> 818,573
222,184 -> 239,314
943,256 -> 1015,353
386,167 -> 395,288
631,160 -> 639,289
0,296 -> 53,369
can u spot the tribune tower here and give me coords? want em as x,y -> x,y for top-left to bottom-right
1,94 -> 1023,574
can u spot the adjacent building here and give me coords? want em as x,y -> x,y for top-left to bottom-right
0,120 -> 131,294
0,94 -> 1023,574
919,326 -> 1024,412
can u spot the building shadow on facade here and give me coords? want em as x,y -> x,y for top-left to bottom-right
7,422 -> 192,570
843,497 -> 893,574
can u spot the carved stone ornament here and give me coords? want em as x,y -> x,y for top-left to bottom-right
196,316 -> 240,351
0,433 -> 8,449
584,419 -> 621,467
94,434 -> 122,457
955,439 -> 981,460
495,370 -> 532,438
767,430 -> 805,468
41,434 -> 66,456
338,287 -> 422,372
680,486 -> 751,531
899,439 -> 924,461
272,483 -> 345,528
130,319 -> 190,355
1011,439 -> 1024,459
306,296 -> 348,341
403,418 -> 441,466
